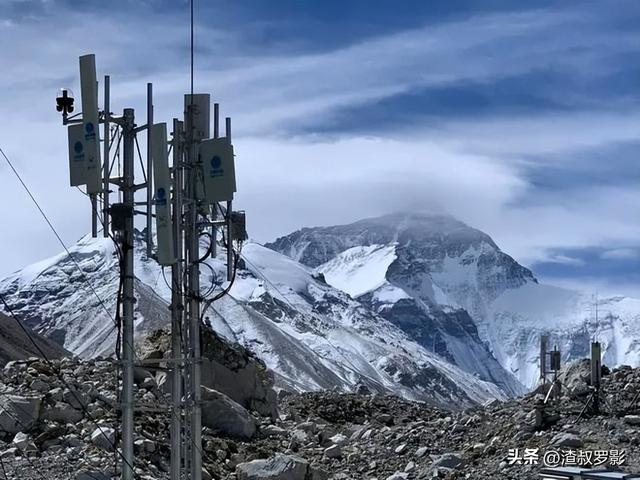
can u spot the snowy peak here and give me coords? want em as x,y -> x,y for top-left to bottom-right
269,214 -> 527,396
267,213 -> 640,389
267,212 -> 537,295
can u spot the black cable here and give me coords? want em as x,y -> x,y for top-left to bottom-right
0,146 -> 121,333
200,240 -> 242,323
109,127 -> 122,177
134,136 -> 148,183
197,231 -> 214,263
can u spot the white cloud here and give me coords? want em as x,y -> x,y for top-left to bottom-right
601,248 -> 639,261
0,2 -> 639,285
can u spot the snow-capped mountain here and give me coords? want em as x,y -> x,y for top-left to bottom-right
267,212 -> 640,388
0,231 -> 507,408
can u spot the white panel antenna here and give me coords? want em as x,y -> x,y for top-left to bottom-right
151,123 -> 175,266
184,94 -> 210,140
199,137 -> 236,203
68,124 -> 90,186
79,54 -> 102,193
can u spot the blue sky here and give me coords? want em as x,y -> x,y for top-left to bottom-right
0,0 -> 639,296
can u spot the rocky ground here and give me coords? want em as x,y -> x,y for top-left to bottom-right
0,348 -> 639,479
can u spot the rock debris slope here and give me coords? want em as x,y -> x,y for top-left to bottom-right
1,355 -> 639,480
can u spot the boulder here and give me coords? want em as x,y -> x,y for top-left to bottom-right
558,359 -> 592,397
0,394 -> 42,434
139,328 -> 278,418
90,427 -> 116,451
236,454 -> 324,480
551,432 -> 583,448
432,453 -> 464,469
324,444 -> 341,459
12,431 -> 31,450
624,415 -> 640,426
201,387 -> 257,440
41,402 -> 83,424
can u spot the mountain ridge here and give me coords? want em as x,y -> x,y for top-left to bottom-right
266,212 -> 640,388
0,229 -> 510,408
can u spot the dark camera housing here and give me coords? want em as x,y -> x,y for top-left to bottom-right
56,88 -> 75,114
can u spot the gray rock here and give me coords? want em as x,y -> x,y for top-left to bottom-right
324,444 -> 341,459
41,402 -> 84,424
201,387 -> 257,440
415,446 -> 428,458
624,415 -> 640,426
90,427 -> 116,451
378,413 -> 394,425
29,379 -> 49,392
63,388 -> 89,410
140,328 -> 279,419
395,443 -> 407,454
329,433 -> 348,446
432,453 -> 464,469
236,453 -> 309,479
551,432 -> 583,448
0,395 -> 42,434
134,438 -> 156,453
0,448 -> 17,459
12,431 -> 30,450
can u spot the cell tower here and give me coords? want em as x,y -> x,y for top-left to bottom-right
58,53 -> 242,480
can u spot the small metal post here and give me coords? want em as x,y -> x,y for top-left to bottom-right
225,117 -> 233,281
103,75 -> 110,237
540,335 -> 548,384
591,342 -> 602,413
170,118 -> 183,480
121,108 -> 136,480
146,83 -> 154,257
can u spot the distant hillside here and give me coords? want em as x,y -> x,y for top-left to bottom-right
0,311 -> 69,364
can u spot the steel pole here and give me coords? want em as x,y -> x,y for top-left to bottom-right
186,104 -> 203,480
121,108 -> 136,480
210,102 -> 220,259
103,75 -> 110,237
170,118 -> 184,480
225,117 -> 233,281
146,83 -> 154,257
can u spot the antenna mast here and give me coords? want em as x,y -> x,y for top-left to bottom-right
59,44 -> 241,480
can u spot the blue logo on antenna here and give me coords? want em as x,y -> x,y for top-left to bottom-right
156,187 -> 167,206
211,156 -> 222,169
74,141 -> 83,154
85,122 -> 94,134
